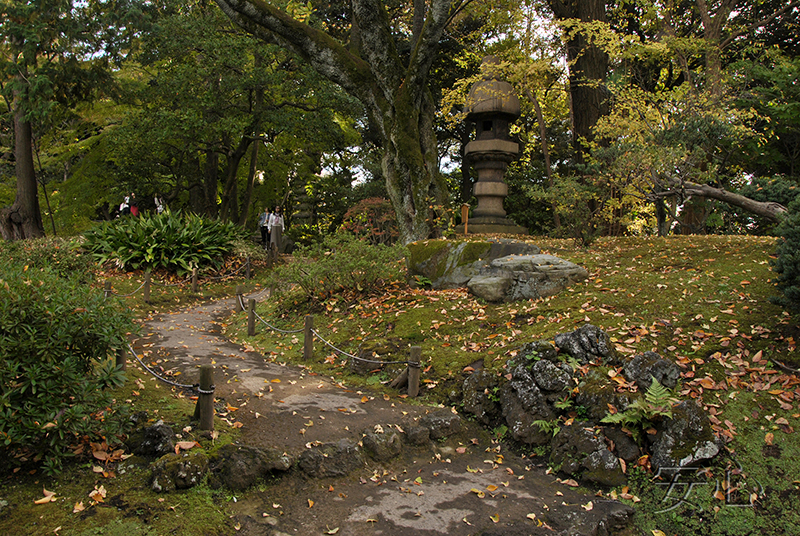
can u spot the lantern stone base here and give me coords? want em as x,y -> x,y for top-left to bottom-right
455,217 -> 528,235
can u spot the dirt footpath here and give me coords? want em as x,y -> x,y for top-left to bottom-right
133,293 -> 637,536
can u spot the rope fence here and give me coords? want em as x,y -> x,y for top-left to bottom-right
103,257 -> 252,302
108,253 -> 422,436
236,290 -> 422,396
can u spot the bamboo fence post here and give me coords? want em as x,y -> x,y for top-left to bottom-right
104,281 -> 112,298
194,365 -> 215,431
235,286 -> 243,311
304,315 -> 314,361
115,346 -> 127,372
191,267 -> 198,293
247,298 -> 256,336
408,346 -> 421,397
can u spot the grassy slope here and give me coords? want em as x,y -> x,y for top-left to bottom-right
1,235 -> 797,536
228,235 -> 800,536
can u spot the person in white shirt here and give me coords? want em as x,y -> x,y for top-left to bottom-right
257,207 -> 271,247
268,206 -> 284,252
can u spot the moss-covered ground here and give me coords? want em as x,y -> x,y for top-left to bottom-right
227,235 -> 800,535
1,235 -> 798,536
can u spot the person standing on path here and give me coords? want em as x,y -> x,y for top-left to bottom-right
268,206 -> 284,253
258,207 -> 271,248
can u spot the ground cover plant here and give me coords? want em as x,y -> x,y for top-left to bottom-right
226,234 -> 799,536
83,210 -> 247,275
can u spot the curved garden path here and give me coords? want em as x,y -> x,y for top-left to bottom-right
132,292 -> 636,536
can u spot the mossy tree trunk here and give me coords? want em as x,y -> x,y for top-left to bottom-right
1,89 -> 45,241
214,0 -> 455,243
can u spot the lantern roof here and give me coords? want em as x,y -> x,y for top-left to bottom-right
465,56 -> 521,120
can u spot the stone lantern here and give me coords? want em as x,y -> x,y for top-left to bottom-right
459,56 -> 527,235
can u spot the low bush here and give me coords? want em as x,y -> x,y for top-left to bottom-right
0,261 -> 135,474
83,210 -> 246,275
2,237 -> 94,282
268,233 -> 408,311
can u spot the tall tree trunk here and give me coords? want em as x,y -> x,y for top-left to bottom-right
239,140 -> 260,226
214,0 -> 453,243
549,0 -> 610,159
525,85 -> 561,231
1,92 -> 45,241
203,149 -> 220,217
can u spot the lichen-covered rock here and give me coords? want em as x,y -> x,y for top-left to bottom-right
150,451 -> 209,492
362,429 -> 402,461
554,324 -> 615,364
603,426 -> 641,462
650,401 -> 720,472
531,360 -> 571,392
407,239 -> 541,289
298,439 -> 364,478
461,370 -> 502,426
405,425 -> 431,446
130,420 -> 176,458
575,372 -> 638,423
467,273 -> 513,302
517,341 -> 558,363
210,444 -> 292,490
550,424 -> 626,487
419,410 -> 462,440
500,364 -> 555,446
623,351 -> 681,391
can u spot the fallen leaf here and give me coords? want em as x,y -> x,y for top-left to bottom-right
324,528 -> 340,535
490,514 -> 499,523
765,432 -> 774,445
308,499 -> 314,508
175,441 -> 200,454
470,488 -> 486,498
582,501 -> 594,511
73,501 -> 85,513
34,488 -> 57,504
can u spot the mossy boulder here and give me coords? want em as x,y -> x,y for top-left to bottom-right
150,451 -> 209,492
407,238 -> 540,289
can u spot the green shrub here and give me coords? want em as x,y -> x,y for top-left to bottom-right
771,197 -> 800,313
83,210 -> 246,275
1,237 -> 94,282
268,233 -> 408,311
0,263 -> 135,474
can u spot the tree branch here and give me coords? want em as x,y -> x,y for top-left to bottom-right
720,0 -> 800,49
213,0 -> 372,99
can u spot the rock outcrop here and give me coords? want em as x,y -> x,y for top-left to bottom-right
407,238 -> 588,302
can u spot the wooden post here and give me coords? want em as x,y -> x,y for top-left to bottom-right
191,267 -> 198,293
235,285 -> 243,311
408,346 -> 421,397
461,203 -> 470,235
246,256 -> 251,280
115,347 -> 127,372
143,270 -> 151,303
303,315 -> 314,361
247,298 -> 256,336
104,281 -> 112,298
194,365 -> 215,431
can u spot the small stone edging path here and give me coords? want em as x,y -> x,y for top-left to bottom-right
131,292 -> 637,536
